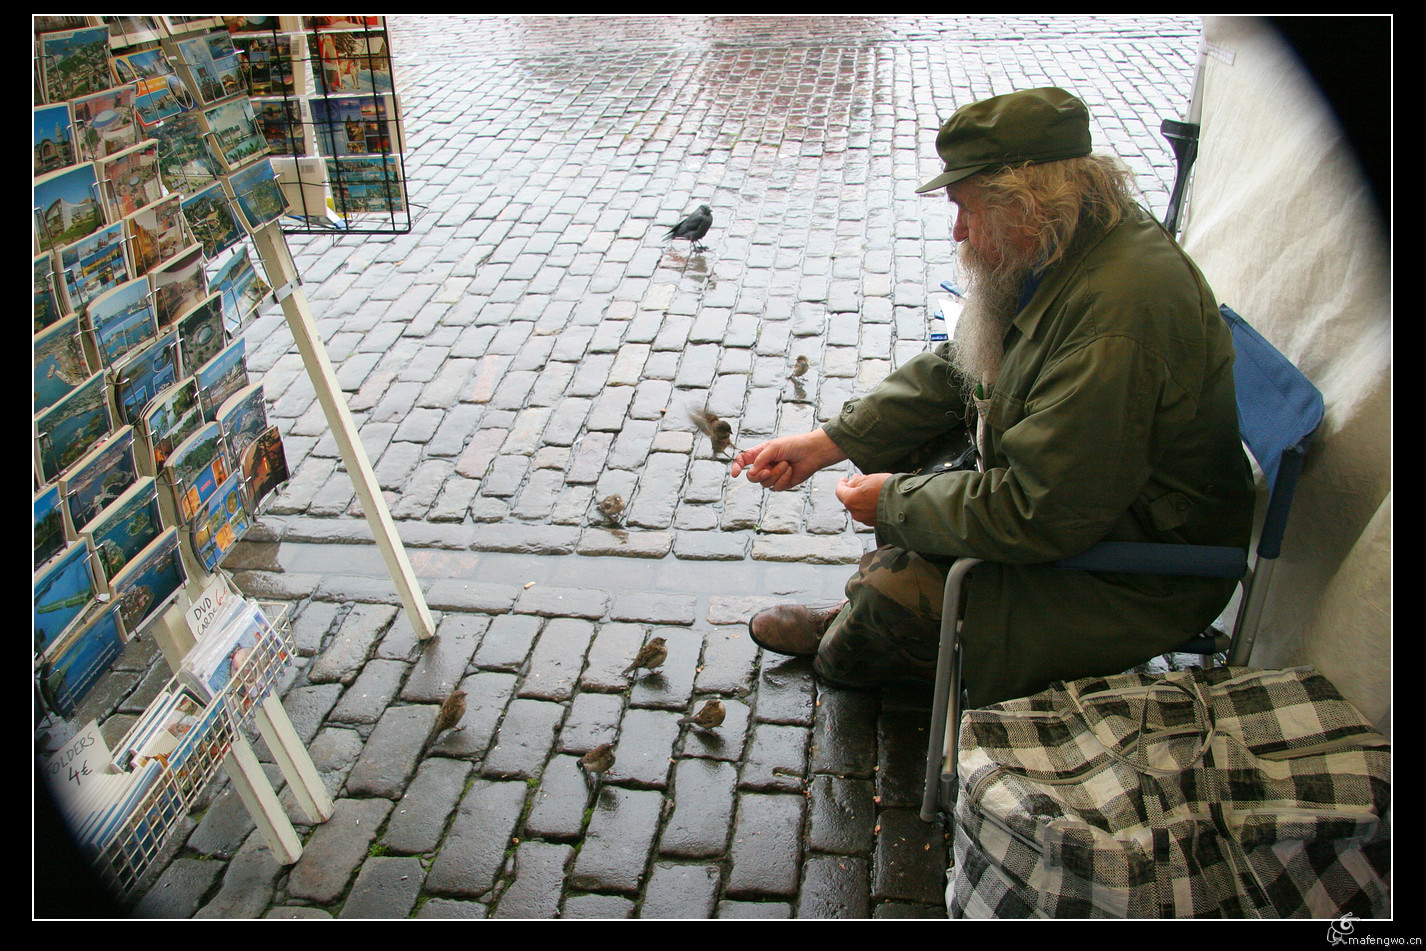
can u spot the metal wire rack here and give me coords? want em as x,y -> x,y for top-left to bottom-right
88,601 -> 292,898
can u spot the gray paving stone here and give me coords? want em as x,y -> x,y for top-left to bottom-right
337,855 -> 427,919
286,798 -> 394,905
382,756 -> 472,855
569,786 -> 665,894
726,792 -> 805,899
424,779 -> 527,899
492,841 -> 574,919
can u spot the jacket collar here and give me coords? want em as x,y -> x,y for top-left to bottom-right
1009,205 -> 1146,341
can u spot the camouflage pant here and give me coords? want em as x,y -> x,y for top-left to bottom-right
815,544 -> 955,685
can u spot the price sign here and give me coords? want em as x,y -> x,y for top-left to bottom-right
43,720 -> 112,798
185,577 -> 237,641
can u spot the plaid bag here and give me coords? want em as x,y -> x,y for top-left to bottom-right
950,666 -> 1390,918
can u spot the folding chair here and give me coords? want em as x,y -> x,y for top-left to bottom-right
919,304 -> 1326,821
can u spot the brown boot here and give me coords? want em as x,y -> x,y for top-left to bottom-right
748,602 -> 847,656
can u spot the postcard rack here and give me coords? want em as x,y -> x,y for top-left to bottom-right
91,602 -> 292,898
258,18 -> 412,235
35,15 -> 435,903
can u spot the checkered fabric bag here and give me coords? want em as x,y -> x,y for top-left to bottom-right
949,666 -> 1390,918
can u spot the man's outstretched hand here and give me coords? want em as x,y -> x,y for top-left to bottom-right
730,428 -> 848,492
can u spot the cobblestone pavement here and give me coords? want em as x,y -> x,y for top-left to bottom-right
53,15 -> 1204,919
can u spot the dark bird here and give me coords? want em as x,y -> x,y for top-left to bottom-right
623,636 -> 668,677
790,355 -> 810,379
664,204 -> 713,253
678,698 -> 726,731
598,494 -> 625,526
688,407 -> 737,458
423,690 -> 467,752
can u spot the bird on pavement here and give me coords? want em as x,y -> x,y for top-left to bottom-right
790,355 -> 810,379
664,204 -> 713,253
688,407 -> 737,458
678,698 -> 726,731
423,690 -> 467,753
598,494 -> 625,526
623,636 -> 668,678
578,742 -> 615,795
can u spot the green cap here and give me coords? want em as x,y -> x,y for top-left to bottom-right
915,87 -> 1092,194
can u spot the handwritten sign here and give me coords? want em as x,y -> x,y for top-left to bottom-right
184,577 -> 237,642
43,720 -> 114,807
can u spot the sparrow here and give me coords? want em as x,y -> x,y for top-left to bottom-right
423,690 -> 467,752
688,407 -> 737,457
598,494 -> 625,525
622,636 -> 668,677
678,698 -> 726,731
578,742 -> 616,794
790,355 -> 810,379
664,204 -> 713,252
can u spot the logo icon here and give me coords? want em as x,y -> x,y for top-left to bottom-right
1327,912 -> 1359,946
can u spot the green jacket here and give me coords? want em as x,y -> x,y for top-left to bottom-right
823,206 -> 1255,706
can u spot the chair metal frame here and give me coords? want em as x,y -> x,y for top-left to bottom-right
919,304 -> 1326,821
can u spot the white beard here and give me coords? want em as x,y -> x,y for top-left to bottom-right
947,241 -> 1034,394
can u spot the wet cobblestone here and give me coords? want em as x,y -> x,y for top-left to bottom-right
44,14 -> 1206,919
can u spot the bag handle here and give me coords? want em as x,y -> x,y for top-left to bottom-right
1065,675 -> 1217,778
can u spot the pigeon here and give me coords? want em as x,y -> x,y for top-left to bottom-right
664,204 -> 713,252
622,636 -> 668,677
598,494 -> 625,526
423,690 -> 467,752
678,699 -> 726,731
688,407 -> 737,458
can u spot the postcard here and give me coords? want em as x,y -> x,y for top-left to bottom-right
35,483 -> 68,571
80,478 -> 162,582
132,78 -> 190,128
216,382 -> 267,459
59,427 -> 137,531
34,253 -> 63,333
310,94 -> 403,157
57,220 -> 129,315
175,293 -> 227,376
34,313 -> 91,414
180,182 -> 244,258
202,97 -> 269,170
272,155 -> 334,224
34,540 -> 99,657
150,108 -> 224,195
175,32 -> 246,104
327,155 -> 406,216
211,247 -> 272,334
34,162 -> 104,253
165,420 -> 230,523
241,425 -> 290,514
139,377 -> 202,471
69,85 -> 141,163
226,158 -> 290,231
310,29 -> 394,96
111,46 -> 176,89
232,33 -> 306,98
196,337 -> 249,422
252,97 -> 306,155
86,277 -> 156,367
35,370 -> 111,484
96,139 -> 162,220
124,194 -> 190,275
34,102 -> 76,175
112,331 -> 180,426
148,244 -> 207,329
109,528 -> 185,638
190,470 -> 252,572
101,16 -> 163,46
38,25 -> 112,104
39,604 -> 125,718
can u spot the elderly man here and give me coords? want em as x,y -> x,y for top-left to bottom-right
732,87 -> 1255,707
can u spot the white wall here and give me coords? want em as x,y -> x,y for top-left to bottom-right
1178,16 -> 1391,734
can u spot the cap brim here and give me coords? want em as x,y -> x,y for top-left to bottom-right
914,163 -> 991,195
